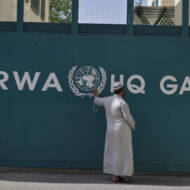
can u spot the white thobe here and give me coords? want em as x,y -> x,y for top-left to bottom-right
94,94 -> 135,177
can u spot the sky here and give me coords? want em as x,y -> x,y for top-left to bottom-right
78,0 -> 147,24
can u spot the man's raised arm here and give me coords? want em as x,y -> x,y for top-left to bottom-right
93,89 -> 105,107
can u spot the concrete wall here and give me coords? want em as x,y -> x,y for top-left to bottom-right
161,0 -> 175,6
0,0 -> 17,21
134,13 -> 142,25
0,0 -> 49,22
175,0 -> 182,26
24,0 -> 49,22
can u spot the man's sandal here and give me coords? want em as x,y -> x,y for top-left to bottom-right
112,176 -> 120,183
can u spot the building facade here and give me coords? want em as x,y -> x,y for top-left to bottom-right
24,0 -> 49,22
0,0 -> 49,22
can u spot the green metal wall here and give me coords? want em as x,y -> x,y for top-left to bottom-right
0,32 -> 190,172
0,0 -> 190,173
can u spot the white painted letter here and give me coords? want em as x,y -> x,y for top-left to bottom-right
179,76 -> 190,95
0,71 -> 9,90
42,73 -> 63,92
160,75 -> 178,95
110,74 -> 124,93
127,75 -> 145,94
13,71 -> 40,91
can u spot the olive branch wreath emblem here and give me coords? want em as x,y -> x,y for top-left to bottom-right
68,66 -> 107,97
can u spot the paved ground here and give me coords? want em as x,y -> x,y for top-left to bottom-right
1,171 -> 190,190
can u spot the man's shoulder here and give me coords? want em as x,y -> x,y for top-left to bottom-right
115,95 -> 128,105
112,94 -> 125,101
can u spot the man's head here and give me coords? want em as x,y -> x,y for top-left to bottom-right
113,82 -> 125,97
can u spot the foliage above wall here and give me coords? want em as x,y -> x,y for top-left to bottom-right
49,0 -> 72,23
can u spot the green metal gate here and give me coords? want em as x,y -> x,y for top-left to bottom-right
0,0 -> 190,173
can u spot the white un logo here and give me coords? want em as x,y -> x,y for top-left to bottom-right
68,66 -> 107,98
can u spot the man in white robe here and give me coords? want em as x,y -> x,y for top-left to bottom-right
93,83 -> 135,183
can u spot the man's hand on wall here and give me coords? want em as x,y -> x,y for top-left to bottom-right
92,89 -> 99,97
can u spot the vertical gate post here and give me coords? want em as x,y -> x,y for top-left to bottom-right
17,0 -> 24,32
72,0 -> 79,34
182,0 -> 189,37
127,0 -> 134,36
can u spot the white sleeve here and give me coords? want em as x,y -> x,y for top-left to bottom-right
121,102 -> 135,130
94,97 -> 105,107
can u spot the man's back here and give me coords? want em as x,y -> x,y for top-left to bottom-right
103,94 -> 125,123
94,94 -> 135,130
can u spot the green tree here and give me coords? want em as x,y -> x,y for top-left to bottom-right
49,0 -> 72,23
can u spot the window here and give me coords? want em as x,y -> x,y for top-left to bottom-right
24,0 -> 72,23
0,0 -> 17,22
78,0 -> 127,24
31,0 -> 40,15
134,0 -> 182,26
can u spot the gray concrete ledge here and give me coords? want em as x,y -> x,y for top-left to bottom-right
0,167 -> 103,175
1,171 -> 190,190
1,167 -> 190,177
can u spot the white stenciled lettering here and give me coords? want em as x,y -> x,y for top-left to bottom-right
42,73 -> 63,92
160,75 -> 178,95
179,76 -> 190,95
127,75 -> 145,94
0,71 -> 9,90
13,71 -> 40,91
110,74 -> 124,93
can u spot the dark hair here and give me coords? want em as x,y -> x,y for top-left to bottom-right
114,87 -> 124,94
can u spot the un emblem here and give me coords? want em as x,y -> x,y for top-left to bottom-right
68,66 -> 107,97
